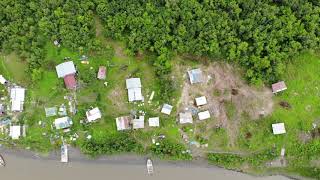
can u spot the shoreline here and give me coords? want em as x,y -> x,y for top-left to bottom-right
0,146 -> 296,180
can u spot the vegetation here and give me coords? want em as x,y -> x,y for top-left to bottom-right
150,139 -> 192,160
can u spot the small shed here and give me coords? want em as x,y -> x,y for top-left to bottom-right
10,87 -> 25,112
133,116 -> 144,129
188,69 -> 204,84
126,78 -> 143,102
97,66 -> 106,80
272,123 -> 286,135
9,125 -> 21,139
56,61 -> 76,78
161,104 -> 173,115
195,96 -> 207,106
116,116 -> 132,131
54,117 -> 73,130
148,117 -> 160,127
0,75 -> 8,85
179,112 -> 193,124
272,81 -> 287,94
198,110 -> 211,120
86,107 -> 102,123
45,107 -> 57,117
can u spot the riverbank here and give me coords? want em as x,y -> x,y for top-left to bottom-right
0,146 -> 292,180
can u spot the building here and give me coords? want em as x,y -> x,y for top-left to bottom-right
45,107 -> 57,117
0,75 -> 8,85
161,104 -> 173,115
56,61 -> 77,90
86,107 -> 102,123
188,69 -> 204,84
179,112 -> 193,124
133,116 -> 144,129
9,125 -> 21,139
54,117 -> 73,130
272,81 -> 287,94
198,110 -> 211,120
116,116 -> 132,131
10,87 -> 25,112
97,66 -> 106,80
126,78 -> 143,102
148,117 -> 160,127
195,96 -> 207,106
272,123 -> 286,135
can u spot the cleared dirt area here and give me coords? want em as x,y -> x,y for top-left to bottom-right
176,62 -> 274,148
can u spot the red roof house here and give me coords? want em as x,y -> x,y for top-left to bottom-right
97,66 -> 106,80
272,81 -> 287,93
64,74 -> 77,90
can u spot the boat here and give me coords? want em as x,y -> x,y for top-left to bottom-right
146,158 -> 153,175
0,154 -> 6,167
60,144 -> 68,163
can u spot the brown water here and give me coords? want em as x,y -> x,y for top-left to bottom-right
0,149 -> 290,180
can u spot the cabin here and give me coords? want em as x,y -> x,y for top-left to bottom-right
116,116 -> 132,131
56,61 -> 77,90
179,112 -> 193,124
0,75 -> 8,85
86,107 -> 102,123
272,81 -> 287,94
45,107 -> 57,117
188,69 -> 204,84
195,96 -> 207,106
198,110 -> 211,120
126,78 -> 143,102
148,117 -> 160,127
54,117 -> 73,130
272,123 -> 286,135
10,87 -> 25,112
97,66 -> 106,80
161,104 -> 173,115
132,116 -> 144,129
9,125 -> 21,139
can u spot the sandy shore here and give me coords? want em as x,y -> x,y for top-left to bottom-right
0,147 -> 291,180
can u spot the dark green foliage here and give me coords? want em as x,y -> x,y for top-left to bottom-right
81,132 -> 143,157
149,139 -> 192,160
95,0 -> 320,83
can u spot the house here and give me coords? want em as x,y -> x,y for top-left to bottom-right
195,96 -> 207,106
272,81 -> 287,94
161,104 -> 173,115
0,75 -> 8,85
126,78 -> 143,102
148,117 -> 160,127
198,110 -> 211,120
272,123 -> 286,135
10,87 -> 25,112
133,116 -> 144,129
0,104 -> 5,116
9,125 -> 21,139
116,116 -> 132,131
97,66 -> 106,80
188,69 -> 204,84
54,117 -> 73,130
45,107 -> 57,117
179,112 -> 193,124
56,61 -> 77,90
86,107 -> 102,123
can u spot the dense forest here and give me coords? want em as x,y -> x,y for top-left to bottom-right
0,0 -> 320,83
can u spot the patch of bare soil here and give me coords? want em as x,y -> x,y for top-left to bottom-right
108,86 -> 129,114
177,62 -> 274,148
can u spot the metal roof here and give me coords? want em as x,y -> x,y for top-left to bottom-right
188,69 -> 204,84
56,61 -> 76,78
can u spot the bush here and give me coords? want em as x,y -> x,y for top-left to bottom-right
149,139 -> 192,160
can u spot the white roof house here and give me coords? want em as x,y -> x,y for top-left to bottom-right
9,125 -> 21,139
148,117 -> 160,127
116,116 -> 132,131
188,69 -> 204,84
133,116 -> 144,129
161,104 -> 173,115
56,61 -> 76,78
179,112 -> 193,124
10,87 -> 25,112
0,75 -> 7,84
54,117 -> 73,130
272,123 -> 286,135
195,96 -> 207,106
198,110 -> 211,120
86,107 -> 102,123
126,78 -> 143,102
